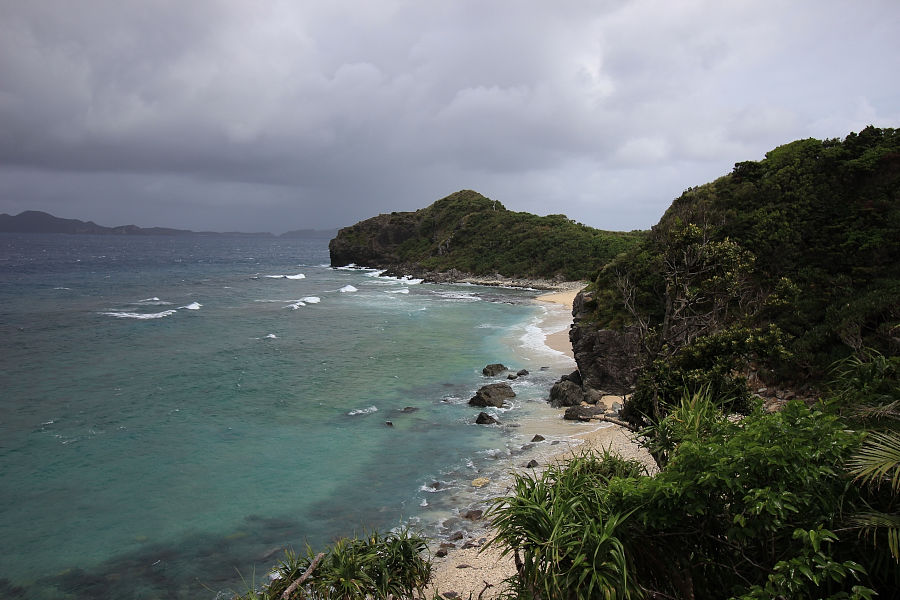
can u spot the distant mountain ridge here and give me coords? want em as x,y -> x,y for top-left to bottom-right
0,210 -> 334,238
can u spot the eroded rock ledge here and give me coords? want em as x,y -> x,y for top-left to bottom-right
568,289 -> 641,396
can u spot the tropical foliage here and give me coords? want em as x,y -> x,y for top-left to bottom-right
488,381 -> 900,599
235,529 -> 432,600
586,126 -> 900,425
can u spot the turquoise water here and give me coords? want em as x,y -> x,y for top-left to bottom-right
0,234 -> 575,599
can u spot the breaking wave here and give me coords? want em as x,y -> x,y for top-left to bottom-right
100,310 -> 178,320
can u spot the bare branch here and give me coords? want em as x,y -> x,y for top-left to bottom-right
281,552 -> 325,600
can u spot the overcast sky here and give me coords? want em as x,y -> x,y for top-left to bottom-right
1,1 -> 897,233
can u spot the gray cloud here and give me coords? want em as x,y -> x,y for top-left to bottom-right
1,0 -> 898,232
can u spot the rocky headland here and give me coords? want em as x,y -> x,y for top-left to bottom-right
328,189 -> 643,284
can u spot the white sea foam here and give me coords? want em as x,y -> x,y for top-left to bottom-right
434,291 -> 480,302
101,309 -> 178,320
387,288 -> 410,294
264,275 -> 285,279
265,333 -> 278,339
299,296 -> 321,304
135,297 -> 174,306
286,302 -> 305,310
53,287 -> 72,290
181,302 -> 202,310
368,271 -> 424,285
518,307 -> 572,360
339,285 -> 358,293
285,273 -> 306,280
419,481 -> 450,493
347,405 -> 378,416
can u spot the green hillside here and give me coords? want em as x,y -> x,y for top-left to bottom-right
585,126 -> 899,396
328,190 -> 644,281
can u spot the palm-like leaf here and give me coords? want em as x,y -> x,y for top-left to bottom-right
848,430 -> 900,492
847,430 -> 900,563
850,512 -> 900,562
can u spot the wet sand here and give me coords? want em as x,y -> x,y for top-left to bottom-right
534,288 -> 581,358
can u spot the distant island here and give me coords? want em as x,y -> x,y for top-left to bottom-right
0,210 -> 336,239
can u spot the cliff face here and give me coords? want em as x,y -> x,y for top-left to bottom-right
329,190 -> 644,281
569,289 -> 641,395
328,212 -> 421,268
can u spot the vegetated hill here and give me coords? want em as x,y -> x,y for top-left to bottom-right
328,190 -> 645,281
574,126 -> 899,415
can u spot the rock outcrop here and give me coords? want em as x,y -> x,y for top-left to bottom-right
563,405 -> 607,421
482,363 -> 507,376
475,412 -> 498,425
548,380 -> 583,408
569,290 -> 641,395
468,383 -> 515,408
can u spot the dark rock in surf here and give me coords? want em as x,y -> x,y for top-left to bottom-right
482,363 -> 508,376
469,383 -> 515,408
475,412 -> 498,425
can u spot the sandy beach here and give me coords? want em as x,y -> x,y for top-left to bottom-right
534,288 -> 582,358
426,284 -> 654,599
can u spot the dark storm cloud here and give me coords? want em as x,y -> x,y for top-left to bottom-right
0,0 -> 898,232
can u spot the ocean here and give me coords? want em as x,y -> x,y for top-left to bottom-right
0,233 -> 580,599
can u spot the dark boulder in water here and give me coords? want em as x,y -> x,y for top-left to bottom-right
475,412 -> 498,425
517,369 -> 529,376
482,363 -> 507,376
469,383 -> 515,407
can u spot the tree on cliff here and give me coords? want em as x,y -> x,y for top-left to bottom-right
580,127 -> 900,428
